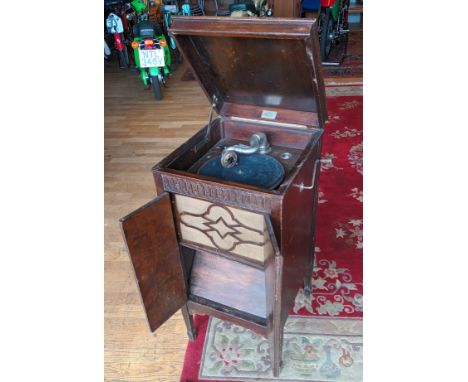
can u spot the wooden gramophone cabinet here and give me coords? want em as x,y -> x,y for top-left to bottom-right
120,16 -> 327,377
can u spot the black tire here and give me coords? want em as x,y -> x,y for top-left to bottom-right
170,48 -> 183,71
150,75 -> 162,100
320,10 -> 334,59
170,49 -> 179,72
118,48 -> 130,68
127,44 -> 136,68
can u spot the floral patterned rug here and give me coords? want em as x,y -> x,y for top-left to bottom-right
293,94 -> 363,319
200,316 -> 362,381
180,90 -> 363,382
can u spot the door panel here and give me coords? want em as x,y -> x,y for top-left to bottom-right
264,213 -> 282,322
120,192 -> 187,332
264,213 -> 283,377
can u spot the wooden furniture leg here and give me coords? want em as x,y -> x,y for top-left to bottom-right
304,272 -> 312,297
304,235 -> 316,297
269,321 -> 283,377
181,304 -> 197,340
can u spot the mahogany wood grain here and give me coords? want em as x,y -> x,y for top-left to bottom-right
222,119 -> 316,150
170,16 -> 327,128
181,304 -> 196,341
263,214 -> 283,376
304,35 -> 328,127
105,55 -> 356,380
120,193 -> 188,332
154,118 -> 317,183
116,16 -> 330,379
171,16 -> 317,38
279,140 -> 323,328
189,250 -> 268,318
180,240 -> 265,270
187,299 -> 268,336
178,247 -> 197,340
155,166 -> 285,209
222,103 -> 319,128
152,122 -> 216,180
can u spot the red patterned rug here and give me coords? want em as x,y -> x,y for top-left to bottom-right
180,93 -> 363,381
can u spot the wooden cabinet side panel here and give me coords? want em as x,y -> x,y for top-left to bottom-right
279,137 -> 323,326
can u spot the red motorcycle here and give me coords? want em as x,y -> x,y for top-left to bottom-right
106,12 -> 130,68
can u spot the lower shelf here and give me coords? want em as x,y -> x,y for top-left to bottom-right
189,294 -> 267,327
189,250 -> 267,320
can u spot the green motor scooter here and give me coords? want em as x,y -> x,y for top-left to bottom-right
131,21 -> 171,100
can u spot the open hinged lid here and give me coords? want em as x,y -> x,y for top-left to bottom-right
170,16 -> 327,128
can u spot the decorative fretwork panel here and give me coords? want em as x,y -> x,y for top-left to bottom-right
174,194 -> 273,263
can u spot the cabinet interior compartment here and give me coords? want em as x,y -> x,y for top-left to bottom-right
182,247 -> 268,326
156,117 -> 321,193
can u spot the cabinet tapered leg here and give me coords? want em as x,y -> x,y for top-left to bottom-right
181,304 -> 196,341
269,325 -> 282,377
304,234 -> 315,297
304,272 -> 312,296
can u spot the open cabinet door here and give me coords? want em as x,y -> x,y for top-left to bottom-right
120,192 -> 187,332
263,214 -> 283,377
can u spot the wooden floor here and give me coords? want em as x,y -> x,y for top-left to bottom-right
105,61 -> 209,382
104,56 -> 362,381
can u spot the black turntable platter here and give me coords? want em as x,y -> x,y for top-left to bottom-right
198,153 -> 285,190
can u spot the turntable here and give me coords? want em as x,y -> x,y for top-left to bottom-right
120,16 -> 328,376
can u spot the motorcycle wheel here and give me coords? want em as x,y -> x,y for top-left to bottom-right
170,48 -> 183,71
127,45 -> 136,69
143,72 -> 150,90
150,75 -> 162,101
118,48 -> 130,68
320,10 -> 334,59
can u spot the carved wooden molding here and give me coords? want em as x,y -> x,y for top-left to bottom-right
161,174 -> 272,212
